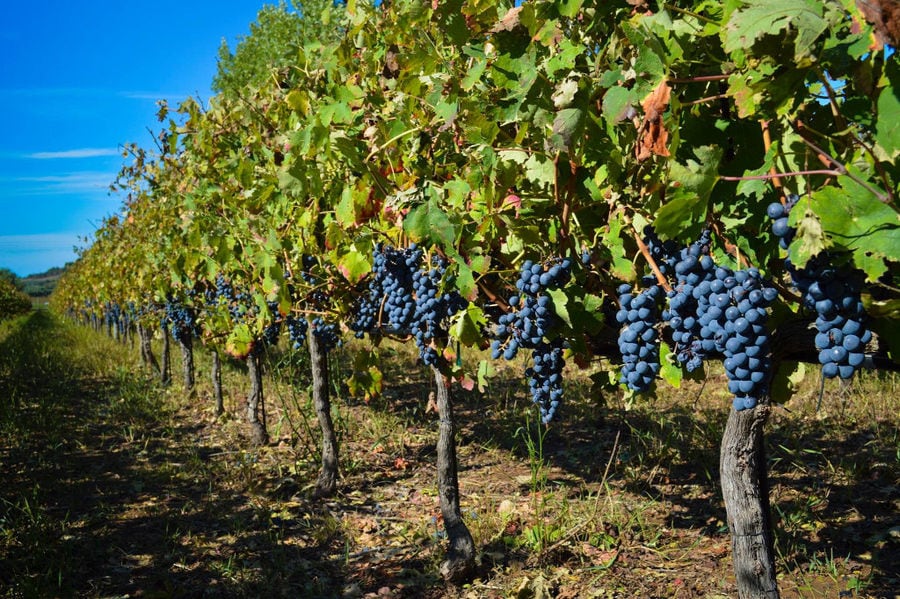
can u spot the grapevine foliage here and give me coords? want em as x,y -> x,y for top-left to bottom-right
50,0 -> 898,415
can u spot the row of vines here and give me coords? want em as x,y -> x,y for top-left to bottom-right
52,1 -> 899,597
0,279 -> 31,320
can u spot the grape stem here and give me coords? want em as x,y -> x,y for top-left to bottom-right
478,280 -> 509,311
708,220 -> 751,268
759,120 -> 786,201
625,217 -> 672,293
364,126 -> 422,162
719,169 -> 839,182
793,121 -> 893,206
667,73 -> 730,84
680,93 -> 729,107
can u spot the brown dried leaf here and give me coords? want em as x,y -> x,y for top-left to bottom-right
382,45 -> 400,79
490,6 -> 522,33
857,0 -> 900,49
425,391 -> 438,414
635,81 -> 672,162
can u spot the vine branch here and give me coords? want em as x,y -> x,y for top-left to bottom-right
719,169 -> 838,182
793,121 -> 892,205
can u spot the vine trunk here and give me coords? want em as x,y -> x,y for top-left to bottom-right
246,352 -> 268,445
308,328 -> 339,497
431,363 -> 476,584
720,403 -> 780,599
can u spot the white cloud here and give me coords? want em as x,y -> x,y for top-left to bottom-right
0,232 -> 86,251
2,171 -> 117,196
120,91 -> 192,101
0,233 -> 86,276
27,148 -> 120,159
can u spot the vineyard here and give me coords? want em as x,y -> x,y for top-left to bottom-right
4,0 -> 900,597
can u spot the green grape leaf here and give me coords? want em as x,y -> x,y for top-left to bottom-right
723,0 -> 827,60
807,185 -> 900,280
788,207 -> 830,268
875,59 -> 900,158
658,342 -> 683,388
338,248 -> 371,284
546,288 -> 571,328
285,90 -> 310,115
346,350 -> 383,402
603,212 -> 635,281
556,0 -> 583,18
551,107 -> 584,150
451,303 -> 488,347
404,199 -> 458,249
455,262 -> 477,300
655,145 -> 722,240
524,153 -> 556,187
226,323 -> 253,359
770,361 -> 806,404
601,86 -> 636,127
461,57 -> 487,91
476,358 -> 495,393
336,186 -> 356,227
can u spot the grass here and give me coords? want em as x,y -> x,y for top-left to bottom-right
0,311 -> 897,597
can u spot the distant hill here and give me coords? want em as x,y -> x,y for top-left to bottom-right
21,266 -> 66,297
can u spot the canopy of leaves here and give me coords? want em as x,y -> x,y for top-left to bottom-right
54,0 -> 899,378
0,278 -> 32,320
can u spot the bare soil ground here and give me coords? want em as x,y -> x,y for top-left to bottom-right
1,312 -> 898,598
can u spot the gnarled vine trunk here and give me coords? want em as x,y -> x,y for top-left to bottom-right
430,363 -> 476,584
160,321 -> 171,386
212,348 -> 224,416
246,352 -> 268,445
138,324 -> 160,375
720,404 -> 780,599
309,328 -> 339,497
179,336 -> 194,392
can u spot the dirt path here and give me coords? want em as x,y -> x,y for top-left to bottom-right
2,313 -> 897,598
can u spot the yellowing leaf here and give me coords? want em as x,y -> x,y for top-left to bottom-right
724,0 -> 828,60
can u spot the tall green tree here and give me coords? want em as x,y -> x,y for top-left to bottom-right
213,0 -> 344,97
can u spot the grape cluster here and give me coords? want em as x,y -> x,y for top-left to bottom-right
311,316 -> 342,353
616,284 -> 661,392
491,258 -> 572,423
649,229 -> 777,410
525,340 -> 566,421
766,195 -> 799,250
659,231 -> 715,370
409,256 -> 468,366
709,268 -> 776,410
643,226 -> 680,277
206,274 -> 252,321
768,199 -> 871,379
260,301 -> 283,347
300,255 -> 329,306
352,244 -> 466,366
285,315 -> 309,349
790,259 -> 870,378
350,244 -> 421,336
165,299 -> 198,345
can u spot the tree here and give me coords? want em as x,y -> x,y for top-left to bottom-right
0,268 -> 21,291
213,0 -> 345,98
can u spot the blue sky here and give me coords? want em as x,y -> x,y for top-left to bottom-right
0,1 -> 274,276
